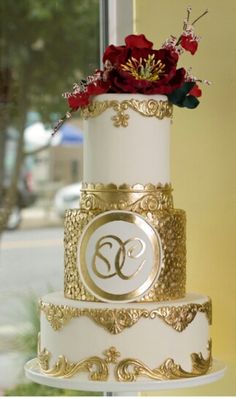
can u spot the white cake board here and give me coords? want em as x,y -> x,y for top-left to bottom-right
25,358 -> 226,395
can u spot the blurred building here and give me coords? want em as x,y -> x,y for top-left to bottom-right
27,121 -> 84,188
49,145 -> 83,185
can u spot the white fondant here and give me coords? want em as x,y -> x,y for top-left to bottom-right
77,211 -> 162,303
39,292 -> 211,383
83,94 -> 171,185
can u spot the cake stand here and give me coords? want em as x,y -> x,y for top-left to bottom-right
25,358 -> 226,395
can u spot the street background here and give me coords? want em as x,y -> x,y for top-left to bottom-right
0,216 -> 63,391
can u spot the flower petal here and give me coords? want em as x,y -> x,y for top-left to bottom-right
125,34 -> 153,49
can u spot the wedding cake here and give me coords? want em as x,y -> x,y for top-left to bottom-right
37,13 -> 212,384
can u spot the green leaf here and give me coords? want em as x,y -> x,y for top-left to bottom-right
183,95 -> 200,109
167,82 -> 196,106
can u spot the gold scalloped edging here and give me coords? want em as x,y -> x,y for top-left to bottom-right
81,99 -> 173,127
81,183 -> 172,192
80,183 -> 173,212
39,299 -> 212,333
64,208 -> 186,302
38,337 -> 212,381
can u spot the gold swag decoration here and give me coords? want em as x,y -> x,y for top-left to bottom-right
39,299 -> 212,334
81,98 -> 173,127
38,337 -> 212,381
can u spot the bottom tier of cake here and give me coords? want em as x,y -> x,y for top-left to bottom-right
38,292 -> 212,382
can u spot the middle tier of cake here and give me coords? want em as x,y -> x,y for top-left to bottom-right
64,183 -> 186,302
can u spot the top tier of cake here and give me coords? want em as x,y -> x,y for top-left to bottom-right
82,93 -> 172,185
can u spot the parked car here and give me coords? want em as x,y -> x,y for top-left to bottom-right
54,182 -> 82,218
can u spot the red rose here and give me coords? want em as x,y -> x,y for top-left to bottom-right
181,35 -> 198,55
189,83 -> 202,97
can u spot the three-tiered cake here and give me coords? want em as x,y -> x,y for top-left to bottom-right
38,93 -> 212,383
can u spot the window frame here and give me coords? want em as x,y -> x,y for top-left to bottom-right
99,0 -> 134,64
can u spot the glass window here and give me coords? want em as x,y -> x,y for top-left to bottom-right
0,1 -> 100,394
0,0 -> 100,231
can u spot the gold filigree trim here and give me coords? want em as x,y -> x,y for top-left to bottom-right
80,183 -> 173,212
64,208 -> 186,302
38,337 -> 212,381
39,300 -> 211,333
81,99 -> 173,127
38,335 -> 119,380
152,299 -> 212,331
116,341 -> 212,382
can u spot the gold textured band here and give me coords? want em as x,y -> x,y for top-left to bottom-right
64,206 -> 186,302
80,183 -> 173,212
39,299 -> 212,333
81,98 -> 173,127
38,337 -> 212,381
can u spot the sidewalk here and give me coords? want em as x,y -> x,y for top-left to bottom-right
21,206 -> 62,229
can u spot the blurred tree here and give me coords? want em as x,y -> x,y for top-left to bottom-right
0,0 -> 100,233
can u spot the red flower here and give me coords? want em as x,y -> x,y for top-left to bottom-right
189,83 -> 202,97
63,27 -> 205,116
181,35 -> 198,55
103,35 -> 185,95
125,34 -> 153,49
53,9 -> 209,134
87,80 -> 108,96
68,92 -> 90,109
102,34 -> 154,67
67,74 -> 109,110
103,44 -> 128,66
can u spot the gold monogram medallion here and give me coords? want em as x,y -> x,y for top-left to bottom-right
78,211 -> 162,302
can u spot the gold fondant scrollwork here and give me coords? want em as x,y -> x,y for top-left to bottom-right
40,299 -> 212,333
116,341 -> 212,382
38,337 -> 212,381
80,183 -> 174,213
38,336 -> 119,380
81,99 -> 173,127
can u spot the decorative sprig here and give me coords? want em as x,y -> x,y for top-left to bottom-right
176,7 -> 208,46
52,110 -> 74,135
